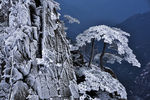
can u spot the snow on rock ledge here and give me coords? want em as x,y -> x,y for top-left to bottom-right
77,66 -> 127,100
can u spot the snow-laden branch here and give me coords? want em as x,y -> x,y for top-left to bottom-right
64,15 -> 80,24
94,53 -> 123,64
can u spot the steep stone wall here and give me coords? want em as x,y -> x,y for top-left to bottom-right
0,0 -> 78,100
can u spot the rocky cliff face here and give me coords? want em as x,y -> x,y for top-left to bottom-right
0,0 -> 78,100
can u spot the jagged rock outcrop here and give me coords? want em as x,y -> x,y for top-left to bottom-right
0,0 -> 78,100
71,50 -> 85,67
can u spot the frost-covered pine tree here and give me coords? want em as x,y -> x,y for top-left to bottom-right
76,25 -> 141,69
0,0 -> 79,100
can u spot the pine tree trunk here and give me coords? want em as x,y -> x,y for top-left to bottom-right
88,38 -> 95,67
100,43 -> 107,70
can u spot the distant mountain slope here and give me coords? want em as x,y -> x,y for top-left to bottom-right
134,63 -> 150,100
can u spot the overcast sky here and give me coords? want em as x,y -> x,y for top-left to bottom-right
56,0 -> 150,37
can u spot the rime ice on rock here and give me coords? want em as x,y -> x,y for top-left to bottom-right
0,0 -> 78,100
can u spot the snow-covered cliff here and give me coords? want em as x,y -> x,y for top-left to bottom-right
0,0 -> 77,100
